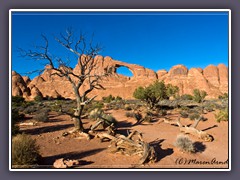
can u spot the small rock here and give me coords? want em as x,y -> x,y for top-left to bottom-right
62,132 -> 69,136
53,158 -> 67,168
64,159 -> 79,167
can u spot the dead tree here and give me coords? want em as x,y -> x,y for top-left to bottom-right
176,116 -> 214,142
163,116 -> 213,142
19,29 -> 110,132
95,131 -> 157,164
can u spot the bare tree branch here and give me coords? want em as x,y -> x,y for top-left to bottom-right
18,29 -> 109,132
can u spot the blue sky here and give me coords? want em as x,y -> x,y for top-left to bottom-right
11,11 -> 229,78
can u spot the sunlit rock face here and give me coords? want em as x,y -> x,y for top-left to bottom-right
12,56 -> 228,100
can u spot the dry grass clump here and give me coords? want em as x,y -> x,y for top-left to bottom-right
89,109 -> 117,125
33,110 -> 49,122
12,134 -> 40,166
215,108 -> 228,122
174,134 -> 195,153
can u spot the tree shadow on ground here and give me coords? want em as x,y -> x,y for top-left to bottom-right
149,139 -> 173,162
115,128 -> 133,136
40,148 -> 106,166
20,124 -> 74,135
193,142 -> 206,153
116,120 -> 133,128
202,124 -> 218,131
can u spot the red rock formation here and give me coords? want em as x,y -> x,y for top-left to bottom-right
12,71 -> 30,98
11,56 -> 228,100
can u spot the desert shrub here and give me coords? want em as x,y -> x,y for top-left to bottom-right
193,89 -> 207,103
142,114 -> 153,123
12,134 -> 40,165
12,108 -> 23,123
174,134 -> 195,153
159,109 -> 167,116
187,107 -> 202,114
23,105 -> 38,114
125,112 -> 136,118
107,101 -> 125,110
49,103 -> 61,112
89,109 -> 104,120
124,104 -> 132,111
88,101 -> 104,112
166,84 -> 179,99
203,103 -> 215,112
215,108 -> 228,122
218,93 -> 228,100
89,109 -> 116,125
115,96 -> 123,101
189,113 -> 200,120
23,101 -> 35,107
33,111 -> 49,122
180,94 -> 194,100
180,111 -> 189,118
101,114 -> 117,125
12,109 -> 21,136
12,96 -> 25,107
12,124 -> 20,136
180,106 -> 190,111
133,81 -> 178,108
102,95 -> 115,103
34,95 -> 43,102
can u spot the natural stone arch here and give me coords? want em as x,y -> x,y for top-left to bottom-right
115,65 -> 134,78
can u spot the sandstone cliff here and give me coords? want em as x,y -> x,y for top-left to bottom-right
12,56 -> 228,100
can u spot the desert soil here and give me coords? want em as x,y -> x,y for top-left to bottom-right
18,109 -> 229,169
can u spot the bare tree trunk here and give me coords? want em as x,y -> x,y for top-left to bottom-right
73,105 -> 84,132
73,88 -> 85,132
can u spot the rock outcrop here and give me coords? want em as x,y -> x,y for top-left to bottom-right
11,56 -> 228,100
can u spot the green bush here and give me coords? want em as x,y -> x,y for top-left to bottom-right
180,111 -> 189,118
115,96 -> 123,101
180,106 -> 189,111
174,134 -> 195,153
215,108 -> 228,122
12,108 -> 24,136
12,108 -> 23,123
89,109 -> 116,125
12,96 -> 25,106
12,134 -> 40,165
189,113 -> 200,120
86,101 -> 104,113
124,104 -> 132,111
142,114 -> 153,123
159,109 -> 167,116
89,109 -> 104,120
166,84 -> 179,99
203,104 -> 215,112
102,95 -> 115,103
133,81 -> 178,108
23,106 -> 38,114
33,111 -> 49,122
180,94 -> 194,100
12,124 -> 20,136
218,93 -> 228,100
34,95 -> 43,102
101,114 -> 117,125
193,89 -> 207,103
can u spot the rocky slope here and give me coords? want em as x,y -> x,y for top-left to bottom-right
12,55 -> 228,100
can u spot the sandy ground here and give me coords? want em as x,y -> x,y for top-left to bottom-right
18,109 -> 229,169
